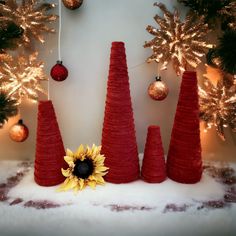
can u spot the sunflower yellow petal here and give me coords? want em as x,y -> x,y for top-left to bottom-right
94,175 -> 105,184
95,166 -> 109,172
87,181 -> 96,189
86,145 -> 92,156
62,177 -> 78,191
94,160 -> 105,167
80,155 -> 86,161
57,178 -> 70,192
88,175 -> 96,181
73,185 -> 80,194
64,155 -> 74,165
94,154 -> 105,163
77,178 -> 83,190
91,144 -> 98,156
97,145 -> 102,153
66,149 -> 74,157
61,168 -> 71,177
75,144 -> 84,157
99,171 -> 109,176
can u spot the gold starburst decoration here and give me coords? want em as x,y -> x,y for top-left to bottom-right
0,53 -> 12,63
0,0 -> 57,46
199,68 -> 236,141
144,2 -> 213,76
0,52 -> 48,103
58,144 -> 109,193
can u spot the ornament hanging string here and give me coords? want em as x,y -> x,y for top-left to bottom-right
47,69 -> 50,100
156,62 -> 160,77
48,0 -> 63,100
129,61 -> 163,77
129,61 -> 146,70
58,0 -> 62,62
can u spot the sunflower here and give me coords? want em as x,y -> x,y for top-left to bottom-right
58,144 -> 109,192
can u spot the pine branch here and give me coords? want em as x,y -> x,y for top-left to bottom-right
0,92 -> 18,128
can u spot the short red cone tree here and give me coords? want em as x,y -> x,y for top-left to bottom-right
101,42 -> 140,183
167,71 -> 202,184
141,126 -> 166,183
34,100 -> 67,186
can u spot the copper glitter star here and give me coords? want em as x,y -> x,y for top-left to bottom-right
0,0 -> 57,47
199,70 -> 236,141
0,52 -> 48,103
144,2 -> 213,76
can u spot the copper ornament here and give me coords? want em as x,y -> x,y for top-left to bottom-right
148,76 -> 169,101
62,0 -> 83,10
9,119 -> 29,142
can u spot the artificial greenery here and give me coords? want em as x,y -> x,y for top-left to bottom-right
206,48 -> 219,68
206,30 -> 236,75
217,30 -> 236,75
0,92 -> 18,128
0,21 -> 23,52
178,0 -> 234,30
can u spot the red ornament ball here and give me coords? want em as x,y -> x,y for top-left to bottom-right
9,119 -> 29,142
50,61 -> 68,82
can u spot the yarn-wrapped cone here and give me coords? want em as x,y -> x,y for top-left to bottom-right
34,100 -> 67,186
167,71 -> 202,184
141,126 -> 166,183
101,42 -> 140,183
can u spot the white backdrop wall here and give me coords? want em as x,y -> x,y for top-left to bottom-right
0,0 -> 235,161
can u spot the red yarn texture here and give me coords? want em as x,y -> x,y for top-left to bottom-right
34,100 -> 67,186
101,42 -> 140,183
141,126 -> 166,183
167,71 -> 202,184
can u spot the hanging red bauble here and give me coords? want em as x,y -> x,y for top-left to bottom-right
62,0 -> 83,10
148,76 -> 169,101
9,119 -> 29,142
50,61 -> 68,82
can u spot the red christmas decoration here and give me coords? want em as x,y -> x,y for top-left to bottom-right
34,100 -> 67,186
167,71 -> 202,184
141,126 -> 166,183
101,41 -> 140,183
50,61 -> 68,82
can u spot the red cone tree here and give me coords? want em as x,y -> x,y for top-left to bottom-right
167,71 -> 202,184
141,126 -> 166,183
101,42 -> 140,183
34,100 -> 67,186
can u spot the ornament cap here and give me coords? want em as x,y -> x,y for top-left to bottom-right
18,119 -> 23,124
155,76 -> 162,81
56,60 -> 63,65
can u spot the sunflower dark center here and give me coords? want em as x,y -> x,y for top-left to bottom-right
73,158 -> 94,179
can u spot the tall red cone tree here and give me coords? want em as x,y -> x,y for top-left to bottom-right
101,42 -> 140,183
167,71 -> 202,184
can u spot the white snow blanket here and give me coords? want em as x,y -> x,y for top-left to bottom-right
0,160 -> 235,236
